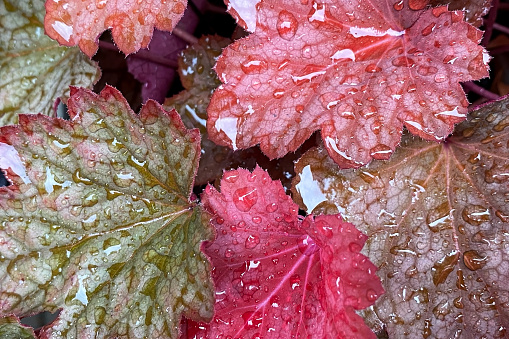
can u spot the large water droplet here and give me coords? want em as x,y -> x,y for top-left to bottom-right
277,10 -> 298,40
463,250 -> 487,271
431,251 -> 459,286
233,187 -> 258,212
462,205 -> 490,226
298,235 -> 319,256
240,56 -> 268,74
245,234 -> 261,249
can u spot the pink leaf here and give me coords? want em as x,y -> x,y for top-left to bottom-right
208,0 -> 490,168
44,0 -> 187,57
195,166 -> 383,338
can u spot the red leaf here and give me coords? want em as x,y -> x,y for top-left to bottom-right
197,166 -> 383,338
208,0 -> 490,168
44,0 -> 187,57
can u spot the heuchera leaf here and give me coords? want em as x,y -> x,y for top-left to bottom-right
291,98 -> 509,337
0,0 -> 100,126
0,316 -> 36,339
192,166 -> 384,338
0,86 -> 214,338
126,2 -> 200,104
430,0 -> 492,27
44,0 -> 188,57
207,0 -> 490,168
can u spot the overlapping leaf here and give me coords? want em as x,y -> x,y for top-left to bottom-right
292,98 -> 509,337
44,0 -> 187,56
191,166 -> 383,338
0,316 -> 36,339
0,86 -> 214,338
0,0 -> 100,126
431,0 -> 492,27
208,0 -> 490,168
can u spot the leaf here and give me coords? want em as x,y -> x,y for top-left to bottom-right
0,86 -> 214,338
194,166 -> 383,338
0,316 -> 36,339
0,0 -> 100,126
207,0 -> 490,168
430,0 -> 492,27
44,0 -> 188,57
126,3 -> 200,104
291,98 -> 509,337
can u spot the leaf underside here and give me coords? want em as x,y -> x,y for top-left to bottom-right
292,97 -> 509,338
0,86 -> 214,338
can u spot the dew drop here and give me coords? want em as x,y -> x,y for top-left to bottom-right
366,289 -> 378,302
434,74 -> 447,83
252,216 -> 262,224
463,250 -> 487,271
421,22 -> 436,36
365,63 -> 382,73
392,56 -> 415,67
233,187 -> 258,212
277,10 -> 298,40
461,205 -> 490,226
409,0 -> 428,10
393,0 -> 403,10
224,248 -> 234,258
273,89 -> 285,99
298,235 -> 319,256
295,105 -> 304,113
240,57 -> 268,74
224,170 -> 239,183
245,234 -> 261,249
266,203 -> 278,212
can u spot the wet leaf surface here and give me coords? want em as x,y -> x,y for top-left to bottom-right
44,0 -> 188,56
0,0 -> 100,126
207,0 -> 489,168
0,316 -> 36,339
292,97 -> 509,338
191,166 -> 383,338
0,86 -> 214,338
430,0 -> 492,27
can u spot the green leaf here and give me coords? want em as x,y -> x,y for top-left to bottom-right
292,98 -> 509,338
0,316 -> 36,339
0,0 -> 100,126
0,86 -> 214,338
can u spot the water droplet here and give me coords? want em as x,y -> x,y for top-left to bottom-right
366,289 -> 378,302
434,74 -> 447,83
277,10 -> 298,40
290,274 -> 301,289
266,203 -> 278,212
224,248 -> 234,258
302,45 -> 312,58
233,187 -> 258,212
242,311 -> 263,330
273,89 -> 285,99
392,56 -> 415,67
365,64 -> 382,73
370,144 -> 392,160
409,0 -> 428,10
462,205 -> 490,226
245,234 -> 260,249
240,56 -> 268,74
393,0 -> 403,10
252,216 -> 262,224
421,22 -> 436,36
463,250 -> 487,271
95,0 -> 107,9
298,235 -> 319,256
224,170 -> 239,183
432,251 -> 459,286
295,105 -> 304,113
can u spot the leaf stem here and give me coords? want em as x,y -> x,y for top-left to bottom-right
98,40 -> 178,68
463,81 -> 500,101
173,27 -> 199,46
493,22 -> 509,36
482,0 -> 498,46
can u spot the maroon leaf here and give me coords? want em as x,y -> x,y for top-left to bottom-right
430,0 -> 492,27
193,166 -> 383,338
292,97 -> 509,338
208,0 -> 490,168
